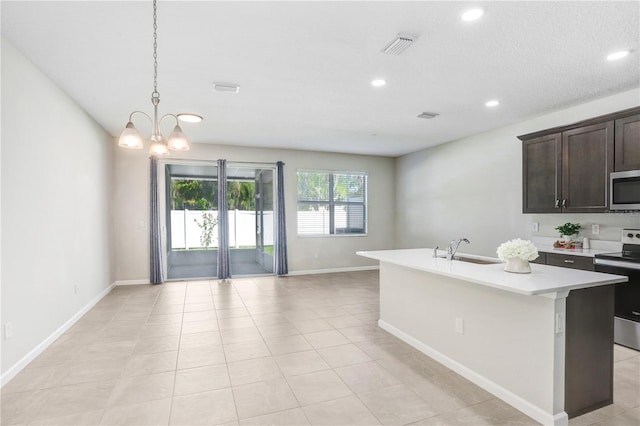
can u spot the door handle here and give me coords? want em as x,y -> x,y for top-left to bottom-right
555,199 -> 560,208
564,259 -> 575,264
562,199 -> 567,208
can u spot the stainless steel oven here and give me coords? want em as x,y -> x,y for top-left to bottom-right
594,229 -> 640,350
610,170 -> 640,211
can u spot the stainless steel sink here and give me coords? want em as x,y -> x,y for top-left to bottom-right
453,255 -> 501,265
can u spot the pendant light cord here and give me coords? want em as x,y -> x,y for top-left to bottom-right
152,0 -> 159,101
119,0 -> 197,153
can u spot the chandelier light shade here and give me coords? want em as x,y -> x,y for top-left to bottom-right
149,139 -> 170,156
118,121 -> 144,149
118,0 -> 201,156
167,125 -> 190,151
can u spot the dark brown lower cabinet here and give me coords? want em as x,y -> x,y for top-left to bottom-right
535,251 -> 614,418
534,252 -> 593,271
564,285 -> 614,418
532,252 -> 546,264
546,253 -> 594,271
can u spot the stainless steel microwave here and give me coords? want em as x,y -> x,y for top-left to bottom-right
610,170 -> 640,210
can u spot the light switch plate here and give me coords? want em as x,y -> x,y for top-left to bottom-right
592,224 -> 600,235
455,318 -> 464,334
4,323 -> 13,340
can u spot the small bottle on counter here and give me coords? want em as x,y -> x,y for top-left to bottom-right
583,237 -> 590,249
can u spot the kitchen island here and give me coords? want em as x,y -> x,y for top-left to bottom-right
357,248 -> 628,426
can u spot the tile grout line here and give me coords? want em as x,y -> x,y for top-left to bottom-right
225,278 -> 247,422
165,279 -> 188,425
5,272 -> 636,426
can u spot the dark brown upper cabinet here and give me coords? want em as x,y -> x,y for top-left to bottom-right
614,113 -> 640,172
519,106 -> 639,214
561,122 -> 613,213
522,133 -> 561,213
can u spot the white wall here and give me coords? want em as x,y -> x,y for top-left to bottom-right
113,144 -> 394,280
1,38 -> 114,375
395,89 -> 640,256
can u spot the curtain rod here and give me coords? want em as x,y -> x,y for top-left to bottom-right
154,158 -> 282,166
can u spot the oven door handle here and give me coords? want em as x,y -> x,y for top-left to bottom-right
594,258 -> 640,271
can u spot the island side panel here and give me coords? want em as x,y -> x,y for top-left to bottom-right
564,285 -> 614,418
379,261 -> 567,425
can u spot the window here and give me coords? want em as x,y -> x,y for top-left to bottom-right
297,170 -> 367,236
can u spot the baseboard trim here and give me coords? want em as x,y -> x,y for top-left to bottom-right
114,267 -> 379,282
287,265 -> 379,276
0,282 -> 116,388
378,319 -> 568,426
114,279 -> 150,286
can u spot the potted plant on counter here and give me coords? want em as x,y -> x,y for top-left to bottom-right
555,223 -> 581,242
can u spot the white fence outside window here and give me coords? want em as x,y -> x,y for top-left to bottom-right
171,210 -> 274,249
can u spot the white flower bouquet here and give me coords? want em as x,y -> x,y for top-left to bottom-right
496,238 -> 539,262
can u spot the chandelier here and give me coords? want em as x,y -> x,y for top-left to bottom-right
118,0 -> 202,155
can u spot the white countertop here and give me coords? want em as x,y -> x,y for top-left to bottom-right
357,248 -> 628,296
536,247 -> 615,258
531,236 -> 622,258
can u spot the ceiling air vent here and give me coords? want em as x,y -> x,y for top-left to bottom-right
212,83 -> 240,93
417,112 -> 439,119
381,33 -> 419,55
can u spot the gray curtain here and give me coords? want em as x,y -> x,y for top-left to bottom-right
217,159 -> 231,279
150,155 -> 164,284
275,161 -> 288,275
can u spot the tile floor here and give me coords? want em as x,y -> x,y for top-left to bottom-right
1,271 -> 638,425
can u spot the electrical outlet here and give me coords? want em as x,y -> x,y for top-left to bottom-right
532,222 -> 539,232
592,224 -> 600,235
74,284 -> 79,295
4,323 -> 13,340
555,313 -> 565,334
455,318 -> 464,334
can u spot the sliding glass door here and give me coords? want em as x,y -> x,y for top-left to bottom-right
165,163 -> 218,280
254,169 -> 274,274
163,161 -> 276,280
227,164 -> 275,275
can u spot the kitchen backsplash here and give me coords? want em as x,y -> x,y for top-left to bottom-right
528,212 -> 640,243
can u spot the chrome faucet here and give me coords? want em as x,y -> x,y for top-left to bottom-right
447,238 -> 470,260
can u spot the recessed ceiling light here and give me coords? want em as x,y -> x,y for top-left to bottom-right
177,113 -> 203,123
485,100 -> 500,107
606,50 -> 630,61
371,79 -> 387,87
461,8 -> 484,21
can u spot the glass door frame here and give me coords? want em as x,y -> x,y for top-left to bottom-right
158,159 -> 279,279
226,162 -> 277,276
157,159 -> 220,281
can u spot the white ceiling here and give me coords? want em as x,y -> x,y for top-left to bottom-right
2,1 -> 639,157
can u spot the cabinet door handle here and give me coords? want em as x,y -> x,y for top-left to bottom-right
564,259 -> 575,264
562,199 -> 567,208
555,199 -> 560,208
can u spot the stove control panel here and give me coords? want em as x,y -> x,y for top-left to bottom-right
622,229 -> 640,245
